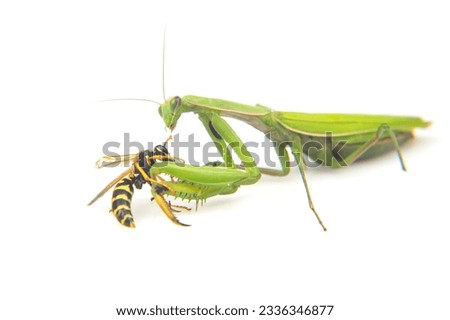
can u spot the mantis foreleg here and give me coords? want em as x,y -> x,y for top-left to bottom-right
197,112 -> 261,185
148,162 -> 251,226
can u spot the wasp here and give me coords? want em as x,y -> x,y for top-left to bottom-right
88,138 -> 189,228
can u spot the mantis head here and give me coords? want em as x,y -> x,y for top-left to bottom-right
158,96 -> 184,131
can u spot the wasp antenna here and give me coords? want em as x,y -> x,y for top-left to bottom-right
96,98 -> 161,106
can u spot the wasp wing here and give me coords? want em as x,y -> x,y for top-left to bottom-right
87,168 -> 133,206
95,154 -> 140,168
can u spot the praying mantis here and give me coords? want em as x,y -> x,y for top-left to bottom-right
155,95 -> 430,231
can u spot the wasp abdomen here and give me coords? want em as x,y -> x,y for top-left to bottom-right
111,177 -> 135,228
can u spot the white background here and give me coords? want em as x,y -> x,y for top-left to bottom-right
1,1 -> 449,319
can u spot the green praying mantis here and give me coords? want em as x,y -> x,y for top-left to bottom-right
155,96 -> 430,231
92,39 -> 430,230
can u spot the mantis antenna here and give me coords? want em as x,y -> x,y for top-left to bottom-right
96,27 -> 169,107
96,98 -> 161,106
162,25 -> 167,101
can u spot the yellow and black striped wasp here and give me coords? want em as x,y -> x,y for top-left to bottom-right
88,138 -> 189,228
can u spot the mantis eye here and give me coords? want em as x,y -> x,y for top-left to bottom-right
169,96 -> 181,112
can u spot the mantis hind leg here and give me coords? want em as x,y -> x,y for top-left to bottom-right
291,137 -> 327,232
337,123 -> 407,171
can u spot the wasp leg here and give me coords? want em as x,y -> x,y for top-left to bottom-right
151,185 -> 190,227
168,201 -> 191,213
150,197 -> 191,213
135,164 -> 175,195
